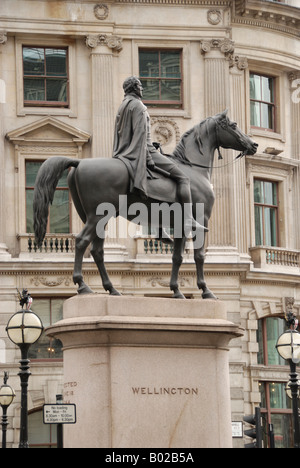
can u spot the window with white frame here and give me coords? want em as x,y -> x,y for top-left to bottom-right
254,179 -> 279,247
250,73 -> 276,132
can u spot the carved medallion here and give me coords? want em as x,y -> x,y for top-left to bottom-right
94,4 -> 109,20
207,10 -> 222,25
150,117 -> 180,147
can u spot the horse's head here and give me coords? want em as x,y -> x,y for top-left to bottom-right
213,110 -> 258,157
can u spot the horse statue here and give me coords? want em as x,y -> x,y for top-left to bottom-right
33,110 -> 258,299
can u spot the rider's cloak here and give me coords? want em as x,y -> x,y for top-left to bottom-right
112,93 -> 153,199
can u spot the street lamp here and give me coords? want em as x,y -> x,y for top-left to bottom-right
276,330 -> 300,363
285,380 -> 300,400
276,309 -> 300,449
6,299 -> 43,449
0,372 -> 15,449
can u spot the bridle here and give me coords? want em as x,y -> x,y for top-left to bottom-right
214,116 -> 248,164
176,117 -> 248,170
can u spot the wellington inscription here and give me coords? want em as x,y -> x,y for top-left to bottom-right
132,387 -> 199,396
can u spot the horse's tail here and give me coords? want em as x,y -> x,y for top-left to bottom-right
33,157 -> 80,247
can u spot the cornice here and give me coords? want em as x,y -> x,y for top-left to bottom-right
233,0 -> 300,37
234,0 -> 300,16
114,0 -> 231,4
29,0 -> 231,2
246,153 -> 300,170
245,269 -> 300,286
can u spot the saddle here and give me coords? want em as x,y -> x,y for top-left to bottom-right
119,154 -> 178,204
146,168 -> 177,203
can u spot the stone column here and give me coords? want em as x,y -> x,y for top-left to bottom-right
85,34 -> 123,159
85,35 -> 128,256
0,32 -> 10,258
230,56 -> 250,259
295,165 -> 300,250
200,39 -> 238,258
200,39 -> 233,116
289,72 -> 300,250
289,71 -> 300,160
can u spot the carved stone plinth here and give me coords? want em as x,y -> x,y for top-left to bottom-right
46,295 -> 243,448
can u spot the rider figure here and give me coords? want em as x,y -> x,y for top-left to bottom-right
113,76 -> 207,237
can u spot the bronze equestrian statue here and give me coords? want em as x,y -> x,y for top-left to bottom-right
33,76 -> 258,299
112,76 -> 207,239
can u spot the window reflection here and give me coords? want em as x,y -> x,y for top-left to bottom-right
250,73 -> 275,131
259,382 -> 293,448
257,317 -> 287,366
139,49 -> 182,107
23,47 -> 68,107
28,298 -> 65,360
254,179 -> 278,247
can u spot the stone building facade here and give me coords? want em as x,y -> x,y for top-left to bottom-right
0,0 -> 299,448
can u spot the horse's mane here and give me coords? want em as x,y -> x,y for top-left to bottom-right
171,117 -> 211,164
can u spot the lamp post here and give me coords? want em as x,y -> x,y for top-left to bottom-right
0,372 -> 15,449
285,380 -> 300,400
276,309 -> 300,449
6,299 -> 43,449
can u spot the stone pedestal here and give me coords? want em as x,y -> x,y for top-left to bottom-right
46,295 -> 243,448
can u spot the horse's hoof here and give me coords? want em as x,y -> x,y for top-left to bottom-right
77,284 -> 94,295
202,290 -> 218,300
109,288 -> 122,296
172,290 -> 186,299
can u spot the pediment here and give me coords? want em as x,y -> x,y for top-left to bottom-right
6,116 -> 91,146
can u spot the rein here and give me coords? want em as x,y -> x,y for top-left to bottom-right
175,152 -> 246,170
171,117 -> 248,170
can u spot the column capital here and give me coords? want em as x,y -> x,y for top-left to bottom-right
289,70 -> 300,82
229,55 -> 248,72
85,34 -> 123,53
200,38 -> 235,58
0,32 -> 7,46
